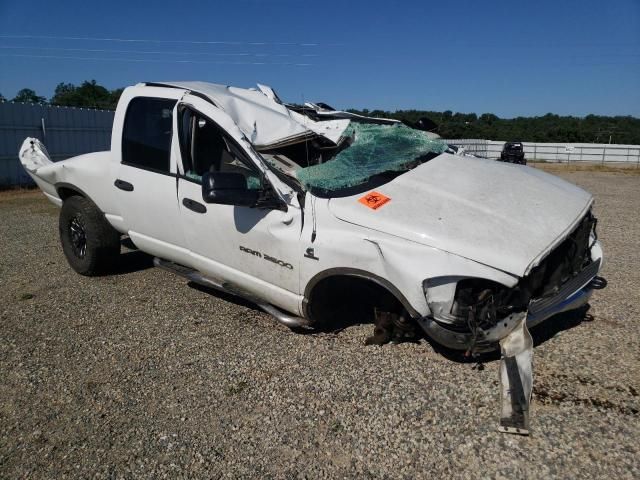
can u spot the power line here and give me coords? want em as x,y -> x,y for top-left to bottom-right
0,45 -> 319,57
0,53 -> 313,66
0,34 -> 337,47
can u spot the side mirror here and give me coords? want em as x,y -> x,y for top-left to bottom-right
202,171 -> 259,207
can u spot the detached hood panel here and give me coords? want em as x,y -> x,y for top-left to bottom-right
328,154 -> 593,277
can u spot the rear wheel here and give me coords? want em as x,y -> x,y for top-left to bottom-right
59,196 -> 121,276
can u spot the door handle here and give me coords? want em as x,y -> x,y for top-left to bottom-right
114,179 -> 134,192
182,198 -> 207,214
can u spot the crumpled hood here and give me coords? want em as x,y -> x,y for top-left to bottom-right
328,154 -> 593,277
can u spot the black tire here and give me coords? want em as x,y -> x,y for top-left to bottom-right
59,195 -> 121,276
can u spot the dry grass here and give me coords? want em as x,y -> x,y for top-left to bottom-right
0,186 -> 40,199
530,162 -> 640,175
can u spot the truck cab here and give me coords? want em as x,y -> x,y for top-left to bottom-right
110,85 -> 304,312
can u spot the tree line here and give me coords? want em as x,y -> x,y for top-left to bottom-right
349,109 -> 640,145
1,81 -> 638,144
1,80 -> 123,110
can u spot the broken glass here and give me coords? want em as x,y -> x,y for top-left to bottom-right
295,123 -> 447,192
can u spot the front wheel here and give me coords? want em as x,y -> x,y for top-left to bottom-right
59,196 -> 121,276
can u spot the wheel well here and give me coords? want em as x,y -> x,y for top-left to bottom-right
305,275 -> 405,329
57,186 -> 84,201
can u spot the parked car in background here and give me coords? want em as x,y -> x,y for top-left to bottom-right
500,141 -> 526,164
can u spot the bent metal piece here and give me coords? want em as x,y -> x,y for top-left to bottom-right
153,257 -> 314,329
498,313 -> 534,435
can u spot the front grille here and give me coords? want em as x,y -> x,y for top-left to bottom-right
523,211 -> 596,299
528,258 -> 600,316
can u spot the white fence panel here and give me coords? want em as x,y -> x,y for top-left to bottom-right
444,139 -> 640,165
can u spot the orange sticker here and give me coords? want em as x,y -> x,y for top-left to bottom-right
358,191 -> 391,210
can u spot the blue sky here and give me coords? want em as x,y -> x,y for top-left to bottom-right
0,0 -> 638,117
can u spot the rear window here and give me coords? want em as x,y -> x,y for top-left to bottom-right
122,97 -> 177,172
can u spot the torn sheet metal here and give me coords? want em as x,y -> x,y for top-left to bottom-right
255,83 -> 283,104
152,81 -> 350,149
303,102 -> 401,125
19,138 -> 53,173
498,313 -> 533,435
288,110 -> 350,145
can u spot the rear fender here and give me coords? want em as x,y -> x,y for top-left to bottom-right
18,137 -> 117,216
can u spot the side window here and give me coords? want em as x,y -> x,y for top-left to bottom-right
122,97 -> 177,172
178,107 -> 262,189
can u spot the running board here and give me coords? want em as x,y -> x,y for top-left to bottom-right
153,257 -> 314,329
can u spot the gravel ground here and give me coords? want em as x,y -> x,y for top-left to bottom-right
1,170 -> 638,479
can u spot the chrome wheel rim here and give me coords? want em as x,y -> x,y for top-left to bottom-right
69,216 -> 87,258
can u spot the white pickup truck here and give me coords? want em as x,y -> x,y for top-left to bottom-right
19,81 -> 605,356
20,81 -> 609,433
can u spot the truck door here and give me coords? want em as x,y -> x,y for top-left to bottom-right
114,94 -> 189,264
175,97 -> 302,313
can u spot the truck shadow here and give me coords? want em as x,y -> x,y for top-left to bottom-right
299,301 -> 592,365
427,304 -> 593,364
111,243 -> 594,364
186,282 -> 263,313
111,240 -> 263,310
529,304 -> 593,347
271,303 -> 592,365
109,250 -> 155,275
104,238 -> 155,276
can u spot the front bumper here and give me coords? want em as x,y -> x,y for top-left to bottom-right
417,259 -> 604,353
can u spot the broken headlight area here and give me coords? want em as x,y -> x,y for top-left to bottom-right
424,277 -> 530,351
423,210 -> 600,352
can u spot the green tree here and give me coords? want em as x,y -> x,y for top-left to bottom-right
0,92 -> 5,102
479,113 -> 499,124
12,88 -> 47,104
50,82 -> 78,105
109,88 -> 124,109
51,80 -> 122,110
343,107 -> 640,144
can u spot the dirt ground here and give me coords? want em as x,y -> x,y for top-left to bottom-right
1,169 -> 638,479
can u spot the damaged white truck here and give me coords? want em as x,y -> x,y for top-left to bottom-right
20,81 -> 606,434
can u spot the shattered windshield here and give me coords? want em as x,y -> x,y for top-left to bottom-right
294,123 -> 447,194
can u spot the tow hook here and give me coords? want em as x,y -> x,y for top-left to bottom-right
589,276 -> 607,290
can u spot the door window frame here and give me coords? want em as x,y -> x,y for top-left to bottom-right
176,104 -> 264,188
120,96 -> 178,176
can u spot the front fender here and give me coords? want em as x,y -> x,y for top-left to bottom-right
300,206 -> 520,318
